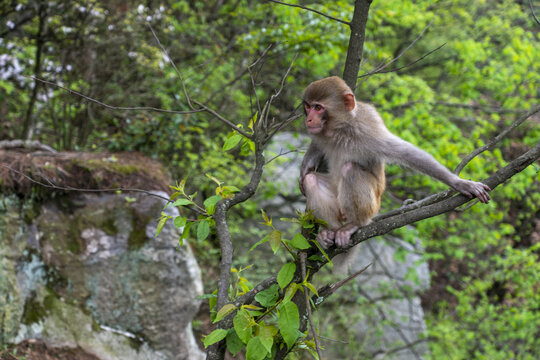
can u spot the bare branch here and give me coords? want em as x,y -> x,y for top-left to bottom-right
30,76 -> 202,115
333,141 -> 540,259
455,105 -> 540,174
147,22 -> 196,110
376,105 -> 539,221
359,43 -> 446,79
0,164 -> 172,203
358,13 -> 438,79
300,252 -> 323,359
314,262 -> 371,302
530,0 -> 540,25
146,22 -> 253,139
267,0 -> 350,26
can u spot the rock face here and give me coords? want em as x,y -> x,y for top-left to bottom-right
349,235 -> 430,359
0,192 -> 204,360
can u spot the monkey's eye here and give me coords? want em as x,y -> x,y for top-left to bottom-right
314,104 -> 323,111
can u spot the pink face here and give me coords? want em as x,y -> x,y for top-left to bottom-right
304,102 -> 326,134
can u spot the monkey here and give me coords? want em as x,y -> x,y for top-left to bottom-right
299,76 -> 491,258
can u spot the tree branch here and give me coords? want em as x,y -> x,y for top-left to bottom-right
455,105 -> 540,174
267,0 -> 350,25
358,13 -> 438,79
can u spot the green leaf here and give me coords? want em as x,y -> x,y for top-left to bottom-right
255,284 -> 279,307
249,235 -> 269,252
290,233 -> 311,250
269,230 -> 282,254
155,215 -> 171,237
283,283 -> 299,303
179,221 -> 192,246
223,133 -> 243,151
197,220 -> 210,241
311,239 -> 332,265
259,325 -> 277,353
304,282 -> 318,297
233,309 -> 253,344
203,329 -> 228,348
214,303 -> 237,323
204,195 -> 222,215
246,336 -> 270,360
261,209 -> 272,226
173,216 -> 187,228
277,263 -> 296,289
278,301 -> 300,350
172,198 -> 193,207
226,330 -> 244,356
291,233 -> 311,250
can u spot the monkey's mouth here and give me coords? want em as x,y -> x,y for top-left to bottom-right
307,126 -> 323,134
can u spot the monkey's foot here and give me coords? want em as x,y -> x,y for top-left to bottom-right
316,229 -> 335,249
335,223 -> 359,248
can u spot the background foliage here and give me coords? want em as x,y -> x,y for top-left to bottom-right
1,0 -> 539,359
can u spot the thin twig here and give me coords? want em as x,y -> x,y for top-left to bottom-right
0,164 -> 171,202
300,252 -> 323,359
358,12 -> 438,79
360,43 -> 446,77
146,22 -> 253,139
248,45 -> 274,125
30,76 -> 202,115
147,22 -> 196,110
265,149 -> 301,165
266,54 -> 300,140
314,263 -> 372,305
530,0 -> 540,25
454,105 -> 540,174
267,0 -> 350,26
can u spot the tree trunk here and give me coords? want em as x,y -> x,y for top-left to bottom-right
22,2 -> 47,140
342,0 -> 372,89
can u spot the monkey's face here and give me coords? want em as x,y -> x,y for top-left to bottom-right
304,101 -> 326,134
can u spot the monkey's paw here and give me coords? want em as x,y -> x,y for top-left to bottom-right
453,179 -> 491,204
316,229 -> 335,249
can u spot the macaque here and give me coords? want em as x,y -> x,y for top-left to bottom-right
300,76 -> 491,253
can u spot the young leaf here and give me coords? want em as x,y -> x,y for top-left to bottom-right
254,284 -> 279,307
214,303 -> 237,323
203,329 -> 228,348
269,230 -> 282,254
277,263 -> 296,289
249,235 -> 269,252
173,216 -> 187,228
246,336 -> 270,360
197,219 -> 210,242
171,198 -> 193,207
204,195 -> 222,215
278,301 -> 300,350
233,309 -> 253,344
261,209 -> 272,226
155,214 -> 171,237
223,133 -> 243,151
283,283 -> 299,303
290,233 -> 310,250
179,221 -> 192,245
304,282 -> 319,297
311,239 -> 332,265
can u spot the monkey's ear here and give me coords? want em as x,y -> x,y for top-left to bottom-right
344,93 -> 355,111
